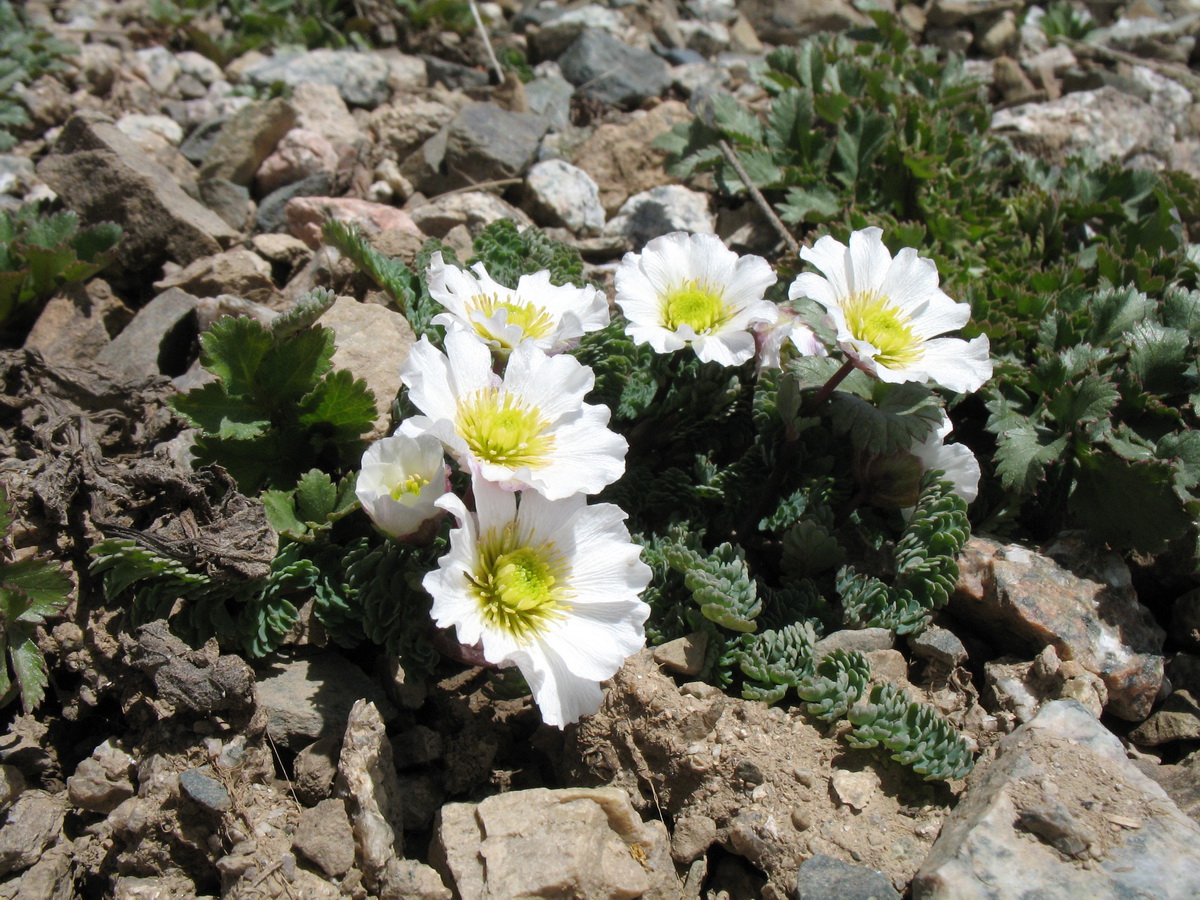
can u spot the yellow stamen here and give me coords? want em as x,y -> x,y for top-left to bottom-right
661,280 -> 734,335
472,292 -> 556,343
470,527 -> 570,639
842,291 -> 924,368
389,472 -> 430,501
456,389 -> 555,468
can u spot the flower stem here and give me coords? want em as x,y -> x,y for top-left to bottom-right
807,359 -> 856,411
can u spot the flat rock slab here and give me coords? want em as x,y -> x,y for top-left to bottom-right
37,113 -> 239,271
913,700 -> 1200,900
951,535 -> 1164,720
559,30 -> 670,109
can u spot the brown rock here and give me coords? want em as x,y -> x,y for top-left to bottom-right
571,101 -> 692,216
94,287 -> 200,381
36,113 -> 239,271
198,96 -> 296,187
1130,690 -> 1200,746
256,128 -> 341,195
951,535 -> 1164,720
736,0 -> 869,44
405,192 -> 531,240
0,791 -> 65,877
294,798 -> 356,878
24,280 -> 132,366
285,196 -> 422,250
652,633 -> 709,676
294,735 -> 340,807
154,247 -> 277,305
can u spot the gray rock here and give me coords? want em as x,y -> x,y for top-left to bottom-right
256,653 -> 396,751
559,30 -> 671,108
406,191 -> 532,239
179,118 -> 227,165
0,791 -> 65,877
67,740 -> 135,814
991,87 -> 1175,166
671,814 -> 717,864
525,74 -> 576,133
444,102 -> 548,187
293,798 -> 355,878
321,296 -> 413,434
294,735 -> 340,807
178,768 -> 231,813
154,247 -> 276,305
255,172 -> 332,234
814,627 -> 896,660
423,56 -> 490,90
430,787 -> 672,900
795,853 -> 901,900
912,700 -> 1200,900
94,287 -> 199,381
242,50 -> 391,107
0,766 -> 24,815
133,47 -> 181,95
0,155 -> 36,197
909,626 -> 968,668
198,177 -> 253,232
125,620 -> 257,717
736,0 -> 869,44
524,159 -> 605,235
198,97 -> 297,188
396,771 -> 445,832
953,535 -> 1164,720
603,184 -> 714,247
678,20 -> 731,57
37,113 -> 238,271
336,700 -> 408,895
528,6 -> 628,60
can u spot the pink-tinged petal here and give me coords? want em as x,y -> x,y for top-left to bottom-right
693,330 -> 756,366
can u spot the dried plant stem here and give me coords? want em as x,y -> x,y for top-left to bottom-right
469,0 -> 505,84
718,139 -> 801,257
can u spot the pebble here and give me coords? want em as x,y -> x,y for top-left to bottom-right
178,768 -> 232,813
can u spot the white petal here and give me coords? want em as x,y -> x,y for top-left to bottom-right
847,227 -> 891,295
903,335 -> 993,393
693,330 -> 756,366
799,234 -> 851,298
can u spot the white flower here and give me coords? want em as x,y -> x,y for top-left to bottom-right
788,227 -> 992,393
614,232 -> 779,366
398,331 -> 627,499
911,412 -> 981,504
424,478 -> 652,728
428,252 -> 609,355
356,433 -> 449,541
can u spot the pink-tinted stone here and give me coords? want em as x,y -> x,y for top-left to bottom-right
256,128 -> 340,195
951,535 -> 1164,721
285,196 -> 423,249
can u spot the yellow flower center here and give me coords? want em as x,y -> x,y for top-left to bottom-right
389,472 -> 429,502
661,280 -> 732,335
472,292 -> 556,344
470,527 -> 569,639
456,389 -> 555,469
842,291 -> 924,368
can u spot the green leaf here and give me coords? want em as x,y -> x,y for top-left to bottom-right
270,286 -> 338,338
294,469 -> 338,523
828,380 -> 941,455
200,316 -> 274,398
1072,449 -> 1192,554
70,220 -> 121,263
710,91 -> 763,145
1157,431 -> 1200,496
994,420 -> 1068,493
1045,373 -> 1119,431
833,108 -> 889,188
1,558 -> 70,615
170,382 -> 270,440
297,368 -> 377,440
261,490 -> 308,538
1127,322 -> 1191,396
259,325 -> 336,404
9,631 -> 47,713
777,184 -> 842,225
0,484 -> 12,534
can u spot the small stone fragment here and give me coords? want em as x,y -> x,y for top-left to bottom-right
293,798 -> 356,878
830,769 -> 879,811
795,853 -> 901,900
671,814 -> 717,864
652,632 -> 709,677
178,768 -> 231,813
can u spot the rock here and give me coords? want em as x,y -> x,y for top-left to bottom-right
179,118 -> 226,165
524,159 -> 605,235
125,620 -> 256,717
335,700 -> 407,894
978,11 -> 1017,57
115,114 -> 184,148
321,297 -> 416,439
256,128 -> 341,195
178,768 -> 231,813
1141,755 -> 1200,827
0,767 -> 24,815
815,627 -> 896,661
737,0 -> 869,44
909,626 -> 968,669
369,98 -> 456,162
1129,690 -> 1200,746
67,740 -> 135,814
255,172 -> 332,234
289,82 -> 363,149
37,113 -> 239,270
198,97 -> 297,187
0,791 -> 65,877
991,87 -> 1176,166
671,813 -> 717,864
23,280 -> 131,366
829,769 -> 879,811
256,654 -> 396,751
443,102 -> 548,187
559,30 -> 671,109
154,247 -> 277,305
0,840 -> 74,900
395,772 -> 445,832
94,287 -> 200,381
604,184 -> 714,247
112,873 -> 203,900
251,233 -> 312,273
392,726 -> 443,769
0,155 -> 36,197
678,20 -> 731,57
406,192 -> 532,240
423,56 -> 489,91
285,196 -> 421,250
294,735 -> 340,807
197,177 -> 253,232
912,700 -> 1200,899
528,6 -> 628,61
430,787 -> 675,900
951,535 -> 1164,720
795,854 -> 902,900
525,74 -> 576,133
984,644 -> 1109,726
177,51 -> 223,87
1171,587 -> 1200,650
572,101 -> 692,214
928,0 -> 1020,27
652,632 -> 710,677
133,47 -> 180,95
293,798 -> 355,878
241,50 -> 392,108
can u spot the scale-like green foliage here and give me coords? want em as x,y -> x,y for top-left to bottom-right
171,288 -> 376,494
668,542 -> 762,633
840,474 -> 969,634
0,486 -> 72,712
797,648 -> 871,722
737,621 -> 818,703
90,538 -> 317,658
0,202 -> 121,331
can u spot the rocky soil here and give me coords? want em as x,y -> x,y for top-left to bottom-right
2,0 -> 1200,898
